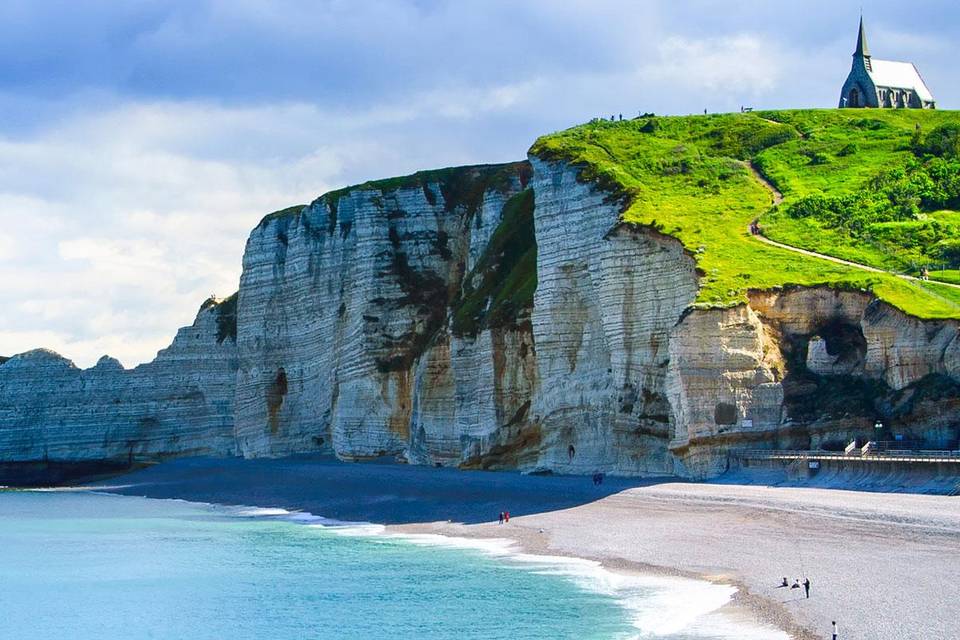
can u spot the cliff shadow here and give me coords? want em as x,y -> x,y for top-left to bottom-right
92,455 -> 677,525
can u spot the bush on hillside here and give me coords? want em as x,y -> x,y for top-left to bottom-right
934,238 -> 960,268
923,124 -> 960,159
837,143 -> 858,157
788,155 -> 960,235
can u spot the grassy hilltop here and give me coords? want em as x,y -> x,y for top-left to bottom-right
531,109 -> 960,319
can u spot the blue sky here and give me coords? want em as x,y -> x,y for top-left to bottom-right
1,0 -> 957,367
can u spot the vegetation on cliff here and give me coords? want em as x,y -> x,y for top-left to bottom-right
213,292 -> 238,344
452,189 -> 537,336
531,109 -> 960,319
757,114 -> 960,278
331,162 -> 530,213
257,204 -> 307,227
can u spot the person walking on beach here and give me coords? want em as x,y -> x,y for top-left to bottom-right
831,620 -> 838,639
498,511 -> 504,525
803,577 -> 810,599
504,511 -> 510,523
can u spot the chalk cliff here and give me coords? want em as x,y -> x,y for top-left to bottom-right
233,163 -> 534,464
0,298 -> 238,481
2,156 -> 958,481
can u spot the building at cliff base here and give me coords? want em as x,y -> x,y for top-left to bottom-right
839,17 -> 935,109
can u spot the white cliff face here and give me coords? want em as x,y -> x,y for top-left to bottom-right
750,288 -> 960,391
233,164 -> 535,463
3,157 -> 959,481
0,300 -> 238,467
528,158 -> 698,476
665,305 -> 785,478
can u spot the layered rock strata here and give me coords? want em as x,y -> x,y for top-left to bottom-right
2,157 -> 959,480
669,288 -> 960,477
233,164 -> 536,464
0,298 -> 238,477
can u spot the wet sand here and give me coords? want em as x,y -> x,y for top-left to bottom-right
94,456 -> 960,640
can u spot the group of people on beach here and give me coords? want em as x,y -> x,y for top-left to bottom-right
778,577 -> 838,638
778,575 -> 811,598
497,511 -> 510,525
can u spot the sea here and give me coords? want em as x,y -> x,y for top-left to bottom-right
0,491 -> 785,640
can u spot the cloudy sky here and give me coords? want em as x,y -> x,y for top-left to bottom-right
1,0 -> 956,367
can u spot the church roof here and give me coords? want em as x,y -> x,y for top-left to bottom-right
868,59 -> 934,102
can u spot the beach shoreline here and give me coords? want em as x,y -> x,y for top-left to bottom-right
87,455 -> 960,640
386,519 -> 810,639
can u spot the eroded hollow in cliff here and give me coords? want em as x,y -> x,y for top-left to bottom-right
266,368 -> 288,434
780,321 -> 879,426
714,403 -> 738,425
814,320 -> 867,369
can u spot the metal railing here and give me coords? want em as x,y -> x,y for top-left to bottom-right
734,448 -> 960,463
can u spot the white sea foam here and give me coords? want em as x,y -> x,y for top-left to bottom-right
225,505 -> 787,639
234,507 -> 294,517
384,534 -> 785,639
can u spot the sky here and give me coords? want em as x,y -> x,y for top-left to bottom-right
0,0 -> 957,368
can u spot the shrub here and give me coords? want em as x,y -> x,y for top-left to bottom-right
640,118 -> 660,134
935,239 -> 960,268
809,152 -> 830,165
924,124 -> 960,159
837,143 -> 858,157
852,118 -> 889,130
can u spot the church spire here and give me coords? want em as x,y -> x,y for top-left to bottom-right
855,16 -> 870,58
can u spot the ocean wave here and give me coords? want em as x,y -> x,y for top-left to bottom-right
221,504 -> 787,639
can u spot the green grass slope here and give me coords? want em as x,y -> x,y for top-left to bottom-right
756,111 -> 960,280
530,109 -> 960,320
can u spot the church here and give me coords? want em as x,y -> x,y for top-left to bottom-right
838,18 -> 935,109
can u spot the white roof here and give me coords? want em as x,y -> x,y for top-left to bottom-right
869,59 -> 934,102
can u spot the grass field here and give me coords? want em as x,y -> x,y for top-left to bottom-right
530,109 -> 960,319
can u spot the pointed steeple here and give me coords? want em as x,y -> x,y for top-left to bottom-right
854,16 -> 870,58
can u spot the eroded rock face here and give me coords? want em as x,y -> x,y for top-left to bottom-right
668,288 -> 960,478
233,163 -> 537,463
3,157 -> 959,481
527,158 -> 698,476
750,288 -> 960,390
0,301 -> 238,466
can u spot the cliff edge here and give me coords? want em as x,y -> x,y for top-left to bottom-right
3,110 -> 960,481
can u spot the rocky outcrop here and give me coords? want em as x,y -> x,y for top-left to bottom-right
2,157 -> 958,482
233,163 -> 537,464
0,298 -> 238,478
668,288 -> 960,478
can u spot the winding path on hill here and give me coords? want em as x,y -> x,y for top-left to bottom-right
745,163 -> 960,295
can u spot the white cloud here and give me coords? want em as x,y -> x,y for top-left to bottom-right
0,83 -> 540,367
0,232 -> 17,261
641,35 -> 782,95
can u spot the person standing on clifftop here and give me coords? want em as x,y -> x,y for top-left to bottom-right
498,512 -> 504,525
505,511 -> 510,523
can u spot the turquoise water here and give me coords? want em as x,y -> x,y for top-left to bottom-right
0,491 -> 782,640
